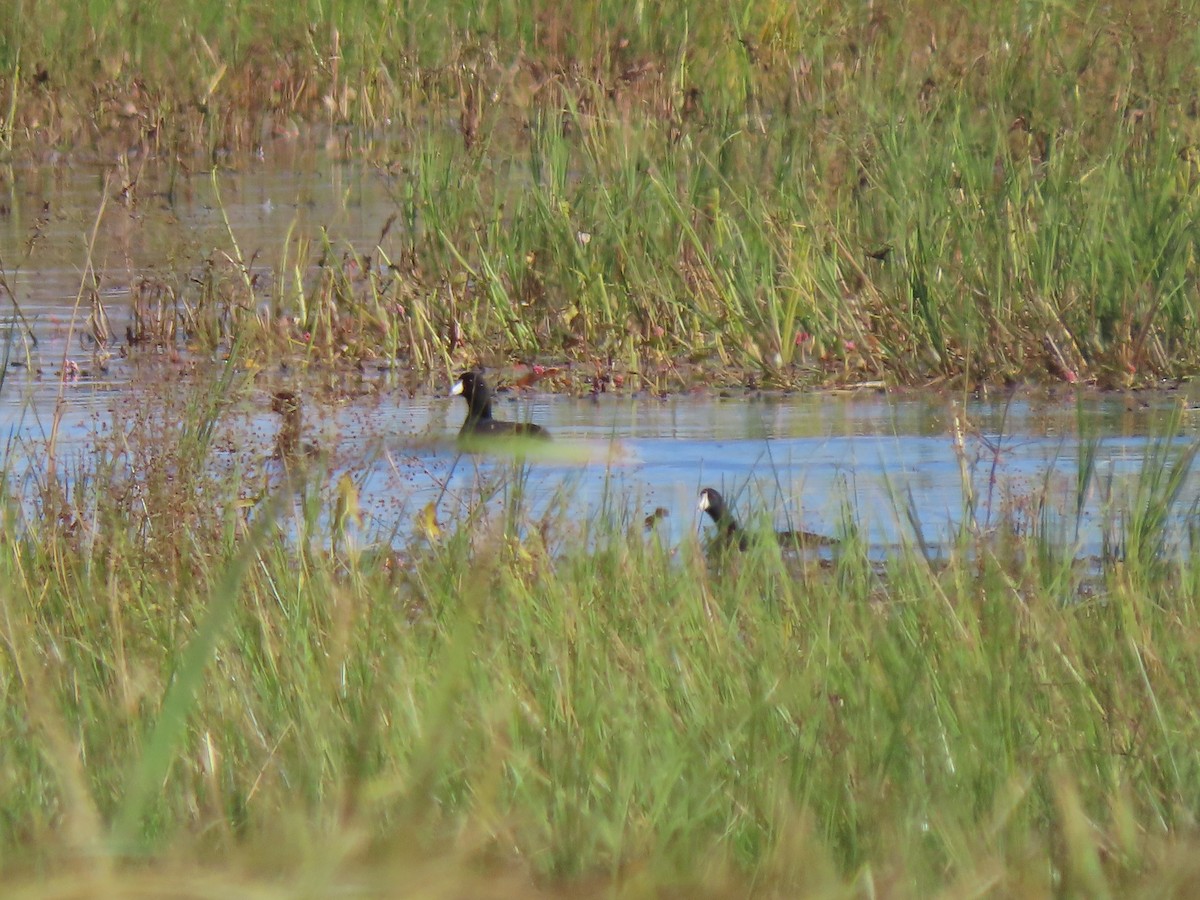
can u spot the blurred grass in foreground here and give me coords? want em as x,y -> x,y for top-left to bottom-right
2,374 -> 1200,896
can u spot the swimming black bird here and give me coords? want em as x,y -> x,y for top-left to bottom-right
450,371 -> 549,440
698,487 -> 837,550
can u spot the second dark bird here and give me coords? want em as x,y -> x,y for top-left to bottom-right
698,487 -> 836,550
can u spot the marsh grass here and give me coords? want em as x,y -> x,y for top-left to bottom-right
5,1 -> 1200,386
1,373 -> 1200,895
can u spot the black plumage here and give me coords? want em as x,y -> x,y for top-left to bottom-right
698,487 -> 836,550
451,371 -> 549,440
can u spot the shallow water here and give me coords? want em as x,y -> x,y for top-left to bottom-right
217,387 -> 1200,559
0,142 -> 394,384
3,146 -> 1200,558
4,358 -> 1199,559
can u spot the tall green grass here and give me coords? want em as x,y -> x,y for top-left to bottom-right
5,1 -> 1200,384
3,375 -> 1200,894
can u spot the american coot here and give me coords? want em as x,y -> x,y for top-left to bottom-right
698,487 -> 836,550
451,371 -> 550,440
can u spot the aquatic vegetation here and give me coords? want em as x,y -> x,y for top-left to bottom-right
3,0 -> 1200,387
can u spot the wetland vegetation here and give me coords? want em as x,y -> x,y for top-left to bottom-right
6,0 -> 1200,388
4,1 -> 1200,896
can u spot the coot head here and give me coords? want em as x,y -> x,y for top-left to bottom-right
698,487 -> 735,527
450,371 -> 491,418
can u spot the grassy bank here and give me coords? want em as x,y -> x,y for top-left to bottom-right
4,1 -> 1200,387
0,372 -> 1199,896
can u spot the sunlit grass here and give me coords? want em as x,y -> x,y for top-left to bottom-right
3,1 -> 1200,385
0,373 -> 1199,895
